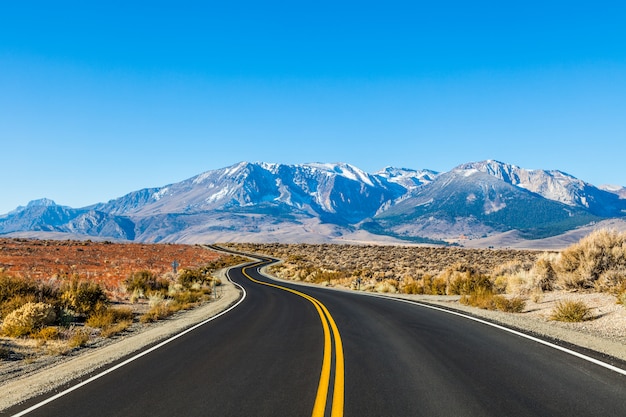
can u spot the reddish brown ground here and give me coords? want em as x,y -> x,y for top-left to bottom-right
0,238 -> 221,294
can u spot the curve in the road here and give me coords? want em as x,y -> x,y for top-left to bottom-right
241,261 -> 344,417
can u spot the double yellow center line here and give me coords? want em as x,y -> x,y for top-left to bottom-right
242,263 -> 345,417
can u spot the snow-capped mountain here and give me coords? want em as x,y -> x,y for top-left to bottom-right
93,162 -> 406,225
1,160 -> 624,244
456,160 -> 624,217
366,167 -> 598,241
374,167 -> 439,191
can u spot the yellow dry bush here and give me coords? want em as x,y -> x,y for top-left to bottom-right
550,299 -> 592,322
554,229 -> 626,291
531,253 -> 558,291
1,302 -> 56,337
375,279 -> 398,293
441,264 -> 493,295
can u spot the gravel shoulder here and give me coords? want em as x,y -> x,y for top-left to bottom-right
0,267 -> 241,413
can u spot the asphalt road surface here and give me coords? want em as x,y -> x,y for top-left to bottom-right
7,257 -> 626,417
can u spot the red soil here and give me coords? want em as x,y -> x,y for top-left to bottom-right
0,238 -> 221,293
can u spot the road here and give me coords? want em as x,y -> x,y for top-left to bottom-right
6,257 -> 626,416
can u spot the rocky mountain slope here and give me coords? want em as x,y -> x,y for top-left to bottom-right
1,160 -> 624,245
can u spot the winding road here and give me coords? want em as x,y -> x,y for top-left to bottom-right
6,256 -> 626,416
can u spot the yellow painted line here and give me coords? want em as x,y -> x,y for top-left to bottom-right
241,263 -> 344,417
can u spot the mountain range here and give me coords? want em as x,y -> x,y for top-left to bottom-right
2,160 -> 625,247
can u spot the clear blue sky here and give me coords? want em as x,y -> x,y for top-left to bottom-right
1,1 -> 625,214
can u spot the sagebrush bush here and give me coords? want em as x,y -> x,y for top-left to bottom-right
442,264 -> 493,295
86,307 -> 133,329
554,229 -> 626,291
0,274 -> 58,320
1,302 -> 56,337
60,278 -> 108,316
532,254 -> 558,292
125,270 -> 169,295
140,300 -> 173,323
33,326 -> 60,341
68,329 -> 90,348
550,299 -> 592,322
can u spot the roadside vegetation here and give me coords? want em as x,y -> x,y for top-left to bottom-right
0,243 -> 246,361
228,229 -> 626,321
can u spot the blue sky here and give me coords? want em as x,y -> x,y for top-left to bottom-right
1,1 -> 625,214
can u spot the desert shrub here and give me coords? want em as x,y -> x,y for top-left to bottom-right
140,300 -> 173,323
550,299 -> 592,322
33,326 -> 60,341
68,329 -> 90,348
87,307 -> 134,337
86,306 -> 133,329
554,229 -> 626,291
60,278 -> 108,316
417,274 -> 447,295
379,279 -> 399,293
172,290 -> 203,306
0,274 -> 37,303
595,269 -> 626,294
532,254 -> 558,291
124,270 -> 166,293
446,270 -> 493,295
177,269 -> 203,289
460,289 -> 526,313
492,295 -> 527,313
1,302 -> 57,337
0,274 -> 59,320
430,276 -> 447,295
439,264 -> 492,295
401,278 -> 423,294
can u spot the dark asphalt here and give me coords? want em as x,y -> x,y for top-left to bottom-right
6,258 -> 626,416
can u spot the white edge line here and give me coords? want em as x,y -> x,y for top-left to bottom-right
258,267 -> 626,378
11,268 -> 248,417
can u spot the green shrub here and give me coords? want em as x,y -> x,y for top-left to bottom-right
550,300 -> 592,322
60,278 -> 108,316
124,270 -> 168,294
177,269 -> 203,288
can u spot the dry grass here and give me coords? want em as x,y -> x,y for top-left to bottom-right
550,300 -> 592,322
552,229 -> 626,292
227,242 -> 541,295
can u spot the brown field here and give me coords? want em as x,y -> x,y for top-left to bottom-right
227,242 -> 543,290
0,238 -> 221,297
